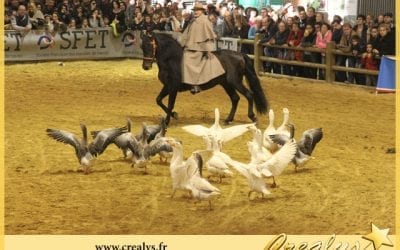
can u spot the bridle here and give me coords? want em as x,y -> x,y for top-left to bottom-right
142,38 -> 157,63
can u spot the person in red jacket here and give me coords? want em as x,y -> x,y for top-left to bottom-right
286,21 -> 303,76
361,43 -> 379,86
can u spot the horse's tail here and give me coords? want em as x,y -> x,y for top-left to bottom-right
243,53 -> 268,114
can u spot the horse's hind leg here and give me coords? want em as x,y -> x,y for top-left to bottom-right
220,84 -> 240,124
233,80 -> 256,122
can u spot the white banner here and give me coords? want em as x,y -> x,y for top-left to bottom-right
5,29 -> 239,62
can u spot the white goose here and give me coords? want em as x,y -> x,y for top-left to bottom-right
182,108 -> 256,149
166,138 -> 220,210
187,154 -> 221,210
227,139 -> 297,199
276,108 -> 291,138
166,137 -> 199,198
203,135 -> 233,183
249,127 -> 272,164
263,109 -> 277,151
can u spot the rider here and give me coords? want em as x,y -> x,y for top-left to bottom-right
180,2 -> 225,94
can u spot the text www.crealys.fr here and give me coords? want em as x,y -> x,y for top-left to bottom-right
95,242 -> 167,250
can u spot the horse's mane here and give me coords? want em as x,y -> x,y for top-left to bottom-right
154,33 -> 183,63
154,33 -> 183,89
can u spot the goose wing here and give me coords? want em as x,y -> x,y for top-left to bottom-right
298,128 -> 323,156
225,158 -> 251,179
46,128 -> 84,159
190,175 -> 220,193
221,123 -> 256,142
258,139 -> 297,177
269,134 -> 291,146
181,125 -> 210,137
144,137 -> 173,158
113,132 -> 134,149
89,127 -> 126,156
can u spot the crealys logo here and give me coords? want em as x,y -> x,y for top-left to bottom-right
264,223 -> 393,250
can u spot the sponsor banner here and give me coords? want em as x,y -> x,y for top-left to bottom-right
4,29 -> 239,62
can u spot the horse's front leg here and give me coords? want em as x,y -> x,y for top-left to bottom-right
156,86 -> 170,115
165,90 -> 178,125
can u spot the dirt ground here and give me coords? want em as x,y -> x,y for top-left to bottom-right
4,59 -> 396,235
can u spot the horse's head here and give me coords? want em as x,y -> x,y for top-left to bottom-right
140,31 -> 157,70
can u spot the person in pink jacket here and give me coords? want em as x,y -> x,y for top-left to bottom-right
314,22 -> 332,79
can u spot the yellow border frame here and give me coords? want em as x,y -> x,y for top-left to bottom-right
0,1 -> 398,249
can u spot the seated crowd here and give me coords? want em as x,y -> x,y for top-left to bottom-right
4,0 -> 396,86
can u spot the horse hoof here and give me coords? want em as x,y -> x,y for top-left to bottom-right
250,116 -> 257,122
223,119 -> 232,125
172,112 -> 179,120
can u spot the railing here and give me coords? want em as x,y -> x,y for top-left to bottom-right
239,34 -> 380,84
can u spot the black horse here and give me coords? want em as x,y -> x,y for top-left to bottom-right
140,32 -> 269,125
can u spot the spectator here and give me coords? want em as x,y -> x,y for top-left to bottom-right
361,43 -> 378,86
71,5 -> 84,28
314,22 -> 332,79
98,0 -> 112,21
221,12 -> 234,37
170,9 -> 183,32
28,2 -> 45,30
349,34 -> 365,84
59,4 -> 72,25
315,12 -> 325,25
306,6 -> 316,26
68,18 -> 77,29
383,12 -> 394,31
259,7 -> 268,19
248,16 -> 262,39
232,13 -> 251,54
298,10 -> 307,30
43,0 -> 56,16
51,12 -> 67,33
246,7 -> 258,27
300,23 -> 317,78
141,14 -> 155,31
332,15 -> 342,24
373,23 -> 395,56
132,11 -> 143,30
286,16 -> 294,29
5,10 -> 13,30
366,26 -> 378,47
109,0 -> 123,29
365,14 -> 374,29
269,21 -> 290,74
335,22 -> 356,82
376,14 -> 384,27
89,9 -> 105,28
209,12 -> 224,38
11,4 -> 32,34
353,14 -> 368,44
331,20 -> 342,44
286,21 -> 303,76
81,18 -> 90,28
152,13 -> 164,31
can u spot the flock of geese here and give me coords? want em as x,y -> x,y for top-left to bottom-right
46,108 -> 323,210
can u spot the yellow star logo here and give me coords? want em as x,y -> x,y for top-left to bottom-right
362,223 -> 394,249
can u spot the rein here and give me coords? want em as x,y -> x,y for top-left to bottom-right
143,38 -> 157,62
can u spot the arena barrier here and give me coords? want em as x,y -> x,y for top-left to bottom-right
4,29 -> 239,62
5,29 -> 383,86
247,34 -> 380,85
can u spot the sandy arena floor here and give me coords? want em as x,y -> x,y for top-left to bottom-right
4,59 -> 396,235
